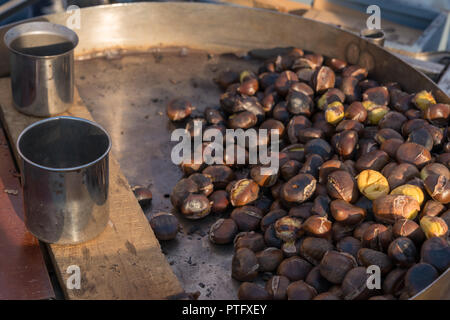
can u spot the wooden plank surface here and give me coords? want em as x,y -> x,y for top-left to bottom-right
0,127 -> 54,300
0,78 -> 183,299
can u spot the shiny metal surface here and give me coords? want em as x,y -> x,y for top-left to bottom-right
17,116 -> 111,244
1,2 -> 448,299
4,22 -> 77,117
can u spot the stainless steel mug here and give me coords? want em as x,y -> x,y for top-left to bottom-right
17,116 -> 111,244
4,22 -> 78,117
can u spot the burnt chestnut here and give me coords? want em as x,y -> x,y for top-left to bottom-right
209,190 -> 229,213
317,88 -> 345,110
215,70 -> 239,89
386,163 -> 419,190
313,292 -> 341,300
345,101 -> 367,122
325,57 -> 347,72
392,219 -> 425,245
149,212 -> 179,241
380,139 -> 404,159
361,223 -> 393,251
250,165 -> 279,187
319,251 -> 357,284
378,111 -> 407,132
312,66 -> 335,93
232,247 -> 259,282
280,173 -> 316,206
420,237 -> 450,272
330,200 -> 365,225
311,195 -> 331,217
202,165 -> 235,189
228,111 -> 257,129
287,280 -> 317,300
234,231 -> 266,252
327,170 -> 359,203
133,186 -> 153,207
180,194 -> 211,219
288,202 -> 314,220
260,209 -> 287,232
170,178 -> 198,208
286,91 -> 313,116
229,179 -> 260,206
404,263 -> 438,297
357,248 -> 393,275
424,103 -> 450,126
264,224 -> 283,249
353,221 -> 375,241
337,236 -> 361,258
342,65 -> 368,80
274,216 -> 303,242
333,222 -> 356,243
231,206 -> 264,232
355,150 -> 390,173
266,275 -> 290,300
303,215 -> 332,238
280,160 -> 301,181
299,154 -> 324,178
305,266 -> 332,294
373,195 -> 420,224
300,237 -> 334,265
424,174 -> 450,204
305,138 -> 333,160
331,130 -> 358,159
382,268 -> 407,296
167,98 -> 192,121
341,267 -> 375,300
204,107 -> 225,125
277,256 -> 313,281
256,247 -> 284,272
209,218 -> 238,244
188,173 -> 214,196
396,142 -> 431,169
388,237 -> 417,267
238,282 -> 271,300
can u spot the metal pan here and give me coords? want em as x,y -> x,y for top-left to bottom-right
0,2 -> 448,300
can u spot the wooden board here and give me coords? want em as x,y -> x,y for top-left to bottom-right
0,127 -> 54,300
0,78 -> 183,300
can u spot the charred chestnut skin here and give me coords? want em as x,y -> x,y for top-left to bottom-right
420,237 -> 450,272
149,212 -> 179,241
277,256 -> 313,281
387,237 -> 417,267
209,218 -> 238,244
266,275 -> 290,300
326,170 -> 359,203
238,282 -> 272,300
319,251 -> 357,284
280,173 -> 316,206
232,248 -> 259,282
404,263 -> 438,297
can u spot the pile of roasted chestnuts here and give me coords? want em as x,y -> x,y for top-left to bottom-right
166,47 -> 450,300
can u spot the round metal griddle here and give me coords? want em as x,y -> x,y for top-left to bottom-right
0,3 -> 448,300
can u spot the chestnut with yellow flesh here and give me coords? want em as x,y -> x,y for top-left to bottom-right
390,184 -> 424,206
420,216 -> 448,239
357,170 -> 390,200
325,101 -> 344,125
413,90 -> 436,111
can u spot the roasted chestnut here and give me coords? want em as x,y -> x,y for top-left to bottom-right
149,212 -> 179,241
232,247 -> 259,281
277,256 -> 313,281
319,251 -> 357,284
209,218 -> 238,244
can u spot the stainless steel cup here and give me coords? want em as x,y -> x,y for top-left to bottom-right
17,116 -> 111,244
4,22 -> 78,117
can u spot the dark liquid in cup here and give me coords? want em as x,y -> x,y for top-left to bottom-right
10,33 -> 74,56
